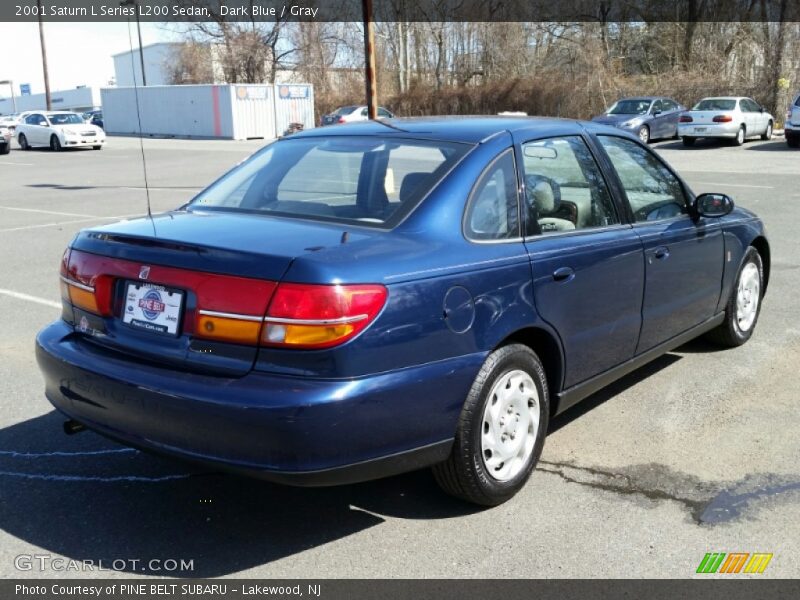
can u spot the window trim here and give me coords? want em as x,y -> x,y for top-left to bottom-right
516,133 -> 623,238
592,133 -> 696,225
462,148 -> 523,244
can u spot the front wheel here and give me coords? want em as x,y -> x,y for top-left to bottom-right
92,145 -> 102,150
637,125 -> 650,144
682,136 -> 696,147
761,121 -> 773,141
0,143 -> 9,155
50,135 -> 62,152
433,344 -> 549,506
707,247 -> 764,347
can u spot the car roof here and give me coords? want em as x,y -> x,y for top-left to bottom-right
293,116 -> 600,144
697,96 -> 747,100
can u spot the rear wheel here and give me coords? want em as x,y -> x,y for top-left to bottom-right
682,136 -> 696,146
18,134 -> 29,150
637,125 -> 650,144
50,135 -> 62,152
733,125 -> 745,146
707,247 -> 763,347
761,121 -> 773,141
433,344 -> 549,506
0,142 -> 9,155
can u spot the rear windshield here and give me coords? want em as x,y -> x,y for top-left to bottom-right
693,99 -> 736,111
334,106 -> 358,115
190,136 -> 471,227
608,99 -> 651,115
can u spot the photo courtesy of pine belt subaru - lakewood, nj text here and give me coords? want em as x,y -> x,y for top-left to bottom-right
36,117 -> 769,506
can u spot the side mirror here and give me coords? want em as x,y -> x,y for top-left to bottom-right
695,193 -> 734,218
652,109 -> 662,116
759,107 -> 765,113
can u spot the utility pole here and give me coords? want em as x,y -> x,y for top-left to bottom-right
120,0 -> 147,86
0,81 -> 16,113
36,0 -> 52,110
362,0 -> 378,119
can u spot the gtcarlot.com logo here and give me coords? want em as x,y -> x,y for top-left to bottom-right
696,552 -> 773,574
14,554 -> 194,573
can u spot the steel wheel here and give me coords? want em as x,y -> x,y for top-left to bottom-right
480,369 -> 539,482
736,262 -> 760,332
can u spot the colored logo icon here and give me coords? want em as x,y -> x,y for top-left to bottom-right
697,552 -> 773,574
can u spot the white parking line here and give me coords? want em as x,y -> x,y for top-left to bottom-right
0,213 -> 139,233
691,181 -> 774,189
0,206 -> 100,218
0,288 -> 61,309
0,161 -> 34,166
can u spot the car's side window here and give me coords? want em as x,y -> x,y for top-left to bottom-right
464,149 -> 520,241
662,99 -> 677,112
26,114 -> 42,125
651,99 -> 663,114
521,136 -> 619,236
598,135 -> 689,222
377,108 -> 392,118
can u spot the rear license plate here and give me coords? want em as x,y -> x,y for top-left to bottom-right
694,127 -> 707,132
122,282 -> 183,336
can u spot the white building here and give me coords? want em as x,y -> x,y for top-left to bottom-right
0,87 -> 101,116
113,42 -> 182,87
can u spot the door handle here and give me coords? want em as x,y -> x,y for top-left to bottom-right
654,246 -> 670,260
552,267 -> 575,282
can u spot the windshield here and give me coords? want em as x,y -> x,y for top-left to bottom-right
333,106 -> 358,116
693,99 -> 736,111
190,136 -> 471,227
608,99 -> 652,115
47,113 -> 85,125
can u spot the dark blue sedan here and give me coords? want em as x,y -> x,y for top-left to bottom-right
36,117 -> 769,505
592,96 -> 686,143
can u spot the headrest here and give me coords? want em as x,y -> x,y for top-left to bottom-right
531,180 -> 556,212
399,172 -> 430,202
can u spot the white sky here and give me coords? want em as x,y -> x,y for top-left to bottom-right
0,22 -> 175,96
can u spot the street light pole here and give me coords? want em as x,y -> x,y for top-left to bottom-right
120,0 -> 147,86
36,0 -> 52,110
362,0 -> 378,119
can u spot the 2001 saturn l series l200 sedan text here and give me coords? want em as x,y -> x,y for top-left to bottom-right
36,117 -> 769,506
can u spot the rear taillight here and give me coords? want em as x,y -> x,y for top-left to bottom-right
712,115 -> 733,123
337,117 -> 346,124
679,115 -> 693,123
262,283 -> 387,349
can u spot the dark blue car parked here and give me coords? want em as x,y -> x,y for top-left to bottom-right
37,117 -> 769,505
592,97 -> 686,143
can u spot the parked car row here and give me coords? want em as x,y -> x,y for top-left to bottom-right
592,95 -> 784,147
786,91 -> 800,148
0,124 -> 11,155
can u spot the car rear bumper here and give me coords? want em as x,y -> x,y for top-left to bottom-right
678,122 -> 740,138
36,320 -> 478,485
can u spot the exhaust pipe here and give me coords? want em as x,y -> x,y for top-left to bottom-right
63,419 -> 86,435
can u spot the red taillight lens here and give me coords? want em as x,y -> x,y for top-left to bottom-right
337,117 -> 346,124
712,115 -> 733,123
262,283 -> 387,349
679,115 -> 693,123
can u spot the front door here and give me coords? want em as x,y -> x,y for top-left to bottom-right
519,134 -> 645,388
595,134 -> 724,353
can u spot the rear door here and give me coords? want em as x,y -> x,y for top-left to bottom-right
518,134 -> 644,388
650,99 -> 668,138
595,134 -> 724,353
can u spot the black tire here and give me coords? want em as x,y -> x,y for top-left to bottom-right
637,125 -> 650,144
787,136 -> 799,148
433,344 -> 549,506
707,247 -> 764,347
682,136 -> 696,147
18,134 -> 29,150
92,145 -> 102,150
0,143 -> 9,155
732,125 -> 745,146
50,135 -> 62,152
761,121 -> 773,141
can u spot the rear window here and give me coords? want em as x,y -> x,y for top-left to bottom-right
190,136 -> 471,227
794,95 -> 800,107
693,99 -> 736,111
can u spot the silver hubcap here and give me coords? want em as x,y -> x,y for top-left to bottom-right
639,127 -> 648,143
737,128 -> 744,143
481,369 -> 540,481
736,262 -> 760,332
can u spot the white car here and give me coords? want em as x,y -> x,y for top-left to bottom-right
16,111 -> 106,151
320,105 -> 394,126
785,91 -> 800,148
678,97 -> 773,146
0,125 -> 11,155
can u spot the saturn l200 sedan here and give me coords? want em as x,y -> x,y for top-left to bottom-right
36,117 -> 769,505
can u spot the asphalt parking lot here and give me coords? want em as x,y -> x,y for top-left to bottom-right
0,134 -> 798,579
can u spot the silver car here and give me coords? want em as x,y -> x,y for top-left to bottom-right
678,97 -> 774,146
785,91 -> 800,148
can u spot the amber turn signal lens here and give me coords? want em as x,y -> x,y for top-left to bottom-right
195,314 -> 261,345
